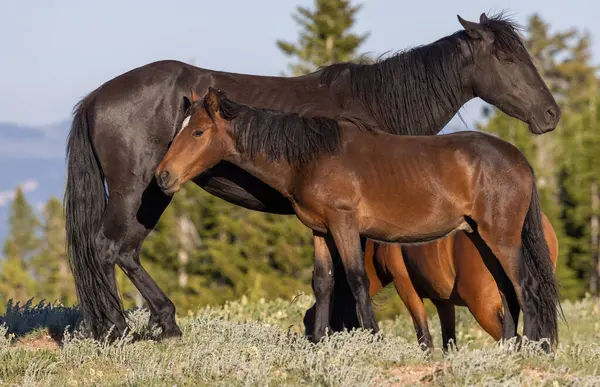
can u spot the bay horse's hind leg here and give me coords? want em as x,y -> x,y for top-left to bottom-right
466,231 -> 521,342
328,213 -> 379,335
114,179 -> 182,339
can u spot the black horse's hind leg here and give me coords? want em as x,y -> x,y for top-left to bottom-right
112,180 -> 182,338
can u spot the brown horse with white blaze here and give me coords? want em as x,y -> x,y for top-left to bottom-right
155,89 -> 560,350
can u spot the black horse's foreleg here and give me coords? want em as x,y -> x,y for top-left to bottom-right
328,213 -> 379,334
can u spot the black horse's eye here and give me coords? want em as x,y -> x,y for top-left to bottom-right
192,130 -> 204,137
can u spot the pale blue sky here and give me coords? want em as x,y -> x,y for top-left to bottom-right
0,0 -> 598,126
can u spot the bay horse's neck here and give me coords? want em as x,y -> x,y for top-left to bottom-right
229,154 -> 296,198
322,35 -> 475,135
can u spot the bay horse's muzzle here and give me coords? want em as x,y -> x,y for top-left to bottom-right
156,169 -> 179,195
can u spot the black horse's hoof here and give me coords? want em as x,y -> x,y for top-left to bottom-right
159,325 -> 183,340
307,331 -> 327,344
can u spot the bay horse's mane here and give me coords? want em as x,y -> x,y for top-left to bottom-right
318,12 -> 527,135
198,92 -> 376,166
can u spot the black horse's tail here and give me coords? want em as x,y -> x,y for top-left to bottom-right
519,170 -> 561,348
64,98 -> 124,338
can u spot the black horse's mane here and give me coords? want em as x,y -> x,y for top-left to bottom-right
319,12 -> 528,135
197,92 -> 375,166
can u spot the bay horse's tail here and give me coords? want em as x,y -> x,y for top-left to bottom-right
65,98 -> 124,338
520,171 -> 560,348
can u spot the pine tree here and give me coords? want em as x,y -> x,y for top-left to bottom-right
277,0 -> 369,75
0,187 -> 38,307
32,197 -> 76,306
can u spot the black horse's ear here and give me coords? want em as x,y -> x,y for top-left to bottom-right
457,14 -> 493,42
205,87 -> 221,114
479,12 -> 489,24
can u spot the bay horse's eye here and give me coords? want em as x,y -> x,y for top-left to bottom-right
192,130 -> 204,138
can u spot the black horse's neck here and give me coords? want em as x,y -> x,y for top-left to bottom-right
320,33 -> 475,136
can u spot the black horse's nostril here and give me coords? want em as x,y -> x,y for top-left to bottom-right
545,106 -> 558,123
158,170 -> 170,186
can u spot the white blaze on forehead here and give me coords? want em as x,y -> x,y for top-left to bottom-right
176,115 -> 191,137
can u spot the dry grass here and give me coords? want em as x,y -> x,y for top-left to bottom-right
0,295 -> 599,386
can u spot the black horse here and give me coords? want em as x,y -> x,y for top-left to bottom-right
65,13 -> 560,340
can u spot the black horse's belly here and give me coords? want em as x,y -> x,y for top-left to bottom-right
192,161 -> 295,215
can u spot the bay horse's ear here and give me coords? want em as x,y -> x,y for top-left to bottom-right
479,12 -> 489,24
457,14 -> 493,43
205,87 -> 221,115
190,89 -> 202,103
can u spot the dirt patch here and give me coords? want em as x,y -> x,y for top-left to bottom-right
15,330 -> 60,351
386,363 -> 444,385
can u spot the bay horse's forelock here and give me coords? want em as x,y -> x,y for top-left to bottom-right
65,13 -> 558,341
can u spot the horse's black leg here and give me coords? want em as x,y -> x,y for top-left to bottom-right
115,179 -> 181,339
433,300 -> 457,352
500,291 -> 521,342
328,214 -> 378,334
331,265 -> 359,331
310,231 -> 336,343
303,250 -> 359,336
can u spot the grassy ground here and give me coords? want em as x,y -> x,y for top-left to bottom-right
0,295 -> 599,386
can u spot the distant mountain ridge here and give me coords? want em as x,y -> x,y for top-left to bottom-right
0,119 -> 71,245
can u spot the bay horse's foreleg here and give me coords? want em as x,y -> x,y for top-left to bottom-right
310,231 -> 337,343
432,301 -> 456,352
114,180 -> 181,339
328,214 -> 379,334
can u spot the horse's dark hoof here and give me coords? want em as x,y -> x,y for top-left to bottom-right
131,332 -> 145,342
308,332 -> 326,344
159,325 -> 182,340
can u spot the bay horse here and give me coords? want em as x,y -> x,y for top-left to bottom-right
65,13 -> 560,340
155,88 -> 560,350
303,213 -> 559,351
